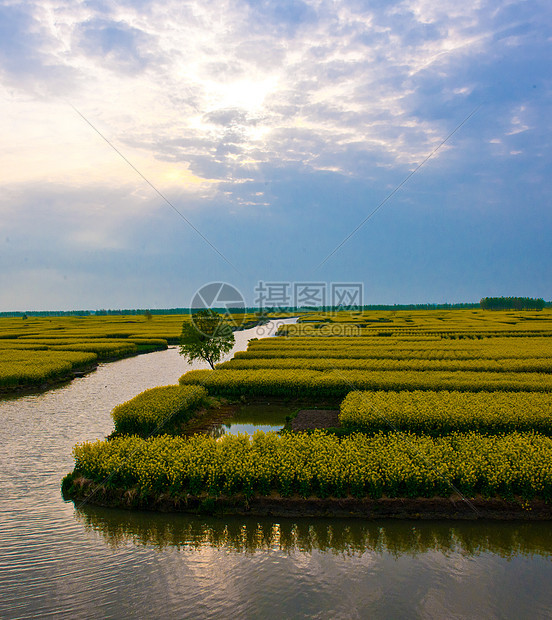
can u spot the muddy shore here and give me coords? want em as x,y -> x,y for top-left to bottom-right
291,409 -> 340,431
63,475 -> 552,520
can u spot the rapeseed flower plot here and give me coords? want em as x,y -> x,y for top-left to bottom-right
111,385 -> 208,435
0,350 -> 97,389
71,430 -> 552,502
179,368 -> 552,397
66,309 -> 552,506
340,391 -> 552,435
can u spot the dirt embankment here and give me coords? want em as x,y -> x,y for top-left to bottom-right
291,409 -> 340,431
63,476 -> 552,520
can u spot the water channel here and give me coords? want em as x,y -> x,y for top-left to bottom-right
1,318 -> 552,618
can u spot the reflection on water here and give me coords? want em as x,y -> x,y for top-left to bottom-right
76,503 -> 552,558
209,403 -> 293,437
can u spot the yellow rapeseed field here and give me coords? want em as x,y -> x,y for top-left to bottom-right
71,430 -> 552,500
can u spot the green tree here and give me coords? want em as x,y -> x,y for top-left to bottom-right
480,296 -> 546,311
179,310 -> 235,369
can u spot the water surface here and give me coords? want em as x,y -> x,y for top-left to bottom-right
1,317 -> 551,619
209,402 -> 293,437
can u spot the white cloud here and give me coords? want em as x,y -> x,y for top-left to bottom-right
506,105 -> 531,135
0,0 -> 501,196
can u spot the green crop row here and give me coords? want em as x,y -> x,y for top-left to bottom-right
218,356 -> 552,374
0,336 -> 168,392
0,315 -> 187,345
49,342 -> 137,359
70,430 -> 552,501
278,325 -> 552,338
0,360 -> 73,388
111,385 -> 208,436
234,347 -> 552,361
12,338 -> 133,345
340,390 -> 552,435
264,336 -> 552,347
15,336 -> 167,346
248,337 -> 460,348
0,342 -> 50,350
179,368 -> 552,397
0,350 -> 97,388
250,335 -> 552,348
130,338 -> 168,347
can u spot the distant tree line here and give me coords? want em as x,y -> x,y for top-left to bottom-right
0,310 -> 93,317
361,303 -> 481,310
0,307 -> 259,318
2,300 -> 550,318
480,297 -> 546,310
0,308 -> 192,318
259,303 -> 483,312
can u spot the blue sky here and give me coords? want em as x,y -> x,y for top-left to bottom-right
1,0 -> 550,310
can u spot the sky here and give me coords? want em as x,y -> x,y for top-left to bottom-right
1,0 -> 551,310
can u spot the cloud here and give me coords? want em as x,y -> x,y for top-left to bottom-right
1,0 -> 551,308
243,0 -> 317,37
2,0 -> 503,186
506,105 -> 531,135
0,2 -> 80,95
76,18 -> 153,73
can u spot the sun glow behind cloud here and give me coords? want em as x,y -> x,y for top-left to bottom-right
211,76 -> 279,112
0,0 -> 551,309
3,0 -> 492,186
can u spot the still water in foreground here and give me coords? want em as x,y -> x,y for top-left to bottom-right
1,319 -> 552,619
208,402 -> 293,437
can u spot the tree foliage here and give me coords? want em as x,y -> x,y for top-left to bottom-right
179,310 -> 235,369
480,296 -> 545,310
